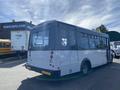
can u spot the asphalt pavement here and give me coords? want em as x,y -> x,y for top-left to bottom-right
0,59 -> 120,90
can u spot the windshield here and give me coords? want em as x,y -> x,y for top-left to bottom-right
30,30 -> 49,50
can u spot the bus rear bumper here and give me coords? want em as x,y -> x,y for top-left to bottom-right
25,64 -> 61,77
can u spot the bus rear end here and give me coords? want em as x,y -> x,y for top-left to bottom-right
26,25 -> 61,77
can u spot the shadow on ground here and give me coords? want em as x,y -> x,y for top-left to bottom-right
18,62 -> 120,90
0,59 -> 26,68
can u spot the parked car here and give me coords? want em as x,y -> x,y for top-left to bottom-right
110,41 -> 120,58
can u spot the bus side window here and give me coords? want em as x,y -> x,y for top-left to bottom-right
95,37 -> 107,49
89,35 -> 96,49
68,30 -> 77,50
104,38 -> 107,48
94,36 -> 100,49
99,37 -> 107,49
77,33 -> 89,50
59,29 -> 68,50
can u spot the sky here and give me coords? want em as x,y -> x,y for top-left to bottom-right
0,0 -> 120,32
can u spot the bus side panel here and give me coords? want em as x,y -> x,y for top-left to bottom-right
0,48 -> 11,53
0,40 -> 11,55
53,50 -> 107,76
53,51 -> 79,76
78,50 -> 107,68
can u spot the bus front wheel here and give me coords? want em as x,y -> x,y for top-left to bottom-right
81,61 -> 91,75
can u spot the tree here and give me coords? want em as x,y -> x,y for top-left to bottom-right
106,31 -> 120,41
96,25 -> 108,33
96,25 -> 120,41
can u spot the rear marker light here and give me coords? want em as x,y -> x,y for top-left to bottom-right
50,51 -> 54,59
51,51 -> 54,54
50,55 -> 53,59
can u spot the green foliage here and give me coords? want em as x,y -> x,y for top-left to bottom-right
106,31 -> 120,41
96,25 -> 108,33
96,25 -> 120,41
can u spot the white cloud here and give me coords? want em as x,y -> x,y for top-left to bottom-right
109,26 -> 120,32
0,0 -> 120,32
101,15 -> 112,22
81,5 -> 92,11
79,17 -> 101,29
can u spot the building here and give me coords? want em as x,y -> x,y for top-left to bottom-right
0,21 -> 35,39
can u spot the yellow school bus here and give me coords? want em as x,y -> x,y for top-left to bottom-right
0,39 -> 11,55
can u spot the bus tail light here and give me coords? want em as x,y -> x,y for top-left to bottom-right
50,51 -> 54,59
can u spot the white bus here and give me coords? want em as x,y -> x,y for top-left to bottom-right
26,20 -> 113,77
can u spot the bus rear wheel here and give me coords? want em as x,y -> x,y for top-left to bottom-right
81,61 -> 91,75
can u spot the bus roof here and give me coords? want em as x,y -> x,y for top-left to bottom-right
32,20 -> 109,38
0,39 -> 11,42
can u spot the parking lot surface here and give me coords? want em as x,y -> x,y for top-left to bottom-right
0,59 -> 120,90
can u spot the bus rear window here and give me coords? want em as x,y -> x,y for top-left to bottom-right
31,30 -> 49,50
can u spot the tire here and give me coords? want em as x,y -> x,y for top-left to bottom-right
115,56 -> 120,59
81,61 -> 91,75
113,52 -> 119,59
111,50 -> 117,58
112,52 -> 115,58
